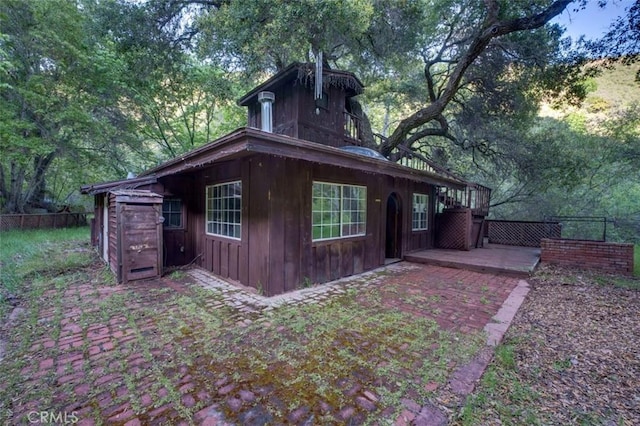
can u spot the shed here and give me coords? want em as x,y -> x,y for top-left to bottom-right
102,190 -> 164,283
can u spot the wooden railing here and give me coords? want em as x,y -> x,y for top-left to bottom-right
344,111 -> 362,143
437,184 -> 491,217
390,143 -> 465,182
372,133 -> 492,217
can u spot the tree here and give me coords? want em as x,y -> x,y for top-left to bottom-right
379,1 -> 582,156
0,0 -> 142,212
195,1 -> 589,155
136,64 -> 244,161
588,0 -> 640,79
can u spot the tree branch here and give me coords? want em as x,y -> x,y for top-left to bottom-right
381,0 -> 574,156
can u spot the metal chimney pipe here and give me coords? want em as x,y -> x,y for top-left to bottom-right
258,91 -> 275,133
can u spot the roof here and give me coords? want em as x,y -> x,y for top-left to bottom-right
133,127 -> 467,189
238,62 -> 365,106
80,175 -> 158,195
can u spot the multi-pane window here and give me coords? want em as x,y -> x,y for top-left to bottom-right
162,199 -> 182,228
206,181 -> 242,239
412,193 -> 429,231
312,182 -> 366,241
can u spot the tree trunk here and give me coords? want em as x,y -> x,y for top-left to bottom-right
24,152 -> 56,210
6,161 -> 26,213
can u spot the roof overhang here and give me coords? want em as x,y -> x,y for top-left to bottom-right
80,175 -> 158,196
238,63 -> 365,107
135,128 -> 467,189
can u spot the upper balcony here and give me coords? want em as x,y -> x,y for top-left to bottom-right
374,134 -> 491,217
344,111 -> 363,144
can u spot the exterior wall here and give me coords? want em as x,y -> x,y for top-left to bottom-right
162,174 -> 198,266
175,154 -> 435,296
248,83 -> 300,138
247,83 -> 348,148
297,85 -> 347,148
541,238 -> 634,275
190,160 -> 248,287
108,193 -> 118,276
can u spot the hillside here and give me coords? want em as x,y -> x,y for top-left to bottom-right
540,60 -> 639,120
585,61 -> 640,111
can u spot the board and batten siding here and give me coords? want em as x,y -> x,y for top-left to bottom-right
183,154 -> 435,296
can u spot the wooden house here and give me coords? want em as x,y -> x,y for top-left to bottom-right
81,63 -> 490,295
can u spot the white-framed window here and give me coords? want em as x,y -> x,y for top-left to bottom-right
206,181 -> 242,239
412,193 -> 429,231
312,182 -> 366,241
162,199 -> 183,228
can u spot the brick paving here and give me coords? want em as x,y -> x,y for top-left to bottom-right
1,262 -> 524,425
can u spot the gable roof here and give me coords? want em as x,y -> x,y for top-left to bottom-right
237,62 -> 365,107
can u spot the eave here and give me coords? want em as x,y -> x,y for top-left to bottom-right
80,175 -> 158,196
138,127 -> 467,190
237,63 -> 365,107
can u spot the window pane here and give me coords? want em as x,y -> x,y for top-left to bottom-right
412,193 -> 429,230
312,182 -> 366,241
206,181 -> 242,239
162,199 -> 182,228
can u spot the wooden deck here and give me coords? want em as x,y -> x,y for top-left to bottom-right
405,244 -> 541,277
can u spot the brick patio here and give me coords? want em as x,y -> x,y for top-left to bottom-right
2,262 -> 525,425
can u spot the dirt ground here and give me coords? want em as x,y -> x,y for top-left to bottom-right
457,265 -> 640,425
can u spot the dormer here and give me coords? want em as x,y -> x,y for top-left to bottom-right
237,63 -> 365,148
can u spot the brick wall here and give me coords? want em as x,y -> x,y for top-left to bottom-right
541,238 -> 634,275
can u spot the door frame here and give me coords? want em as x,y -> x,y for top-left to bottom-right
385,192 -> 402,259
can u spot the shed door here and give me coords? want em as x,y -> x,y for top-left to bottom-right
121,204 -> 162,282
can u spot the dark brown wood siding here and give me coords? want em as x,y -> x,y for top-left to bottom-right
155,153 -> 436,296
162,174 -> 197,267
108,193 -> 118,277
248,83 -> 299,138
186,160 -> 250,286
119,202 -> 163,282
297,85 -> 347,148
247,82 -> 347,148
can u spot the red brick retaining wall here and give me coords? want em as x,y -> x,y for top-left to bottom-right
541,238 -> 634,275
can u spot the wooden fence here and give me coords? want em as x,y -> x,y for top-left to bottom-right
0,212 -> 87,231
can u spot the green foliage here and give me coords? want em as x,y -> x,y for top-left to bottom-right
197,0 -> 374,72
0,227 -> 89,315
0,0 -> 143,212
0,0 -> 635,235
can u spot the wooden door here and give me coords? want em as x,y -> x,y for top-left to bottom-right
386,193 -> 402,259
120,203 -> 162,282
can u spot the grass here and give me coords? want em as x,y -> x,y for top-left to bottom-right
456,342 -> 542,426
0,228 -> 486,424
0,227 -> 90,316
4,229 -> 635,423
634,245 -> 639,277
